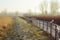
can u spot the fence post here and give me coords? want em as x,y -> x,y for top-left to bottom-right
50,23 -> 52,36
47,22 -> 48,31
39,20 -> 40,27
43,20 -> 44,30
55,25 -> 58,40
38,20 -> 39,27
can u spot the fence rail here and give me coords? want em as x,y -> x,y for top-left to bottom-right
23,17 -> 60,40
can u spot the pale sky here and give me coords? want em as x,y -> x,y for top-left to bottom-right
0,0 -> 60,13
0,0 -> 43,13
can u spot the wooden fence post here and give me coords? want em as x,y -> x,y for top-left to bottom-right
50,23 -> 52,36
55,25 -> 58,40
47,22 -> 48,31
43,20 -> 44,30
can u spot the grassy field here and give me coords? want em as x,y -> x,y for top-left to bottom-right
0,16 -> 53,40
0,16 -> 13,40
18,17 -> 51,40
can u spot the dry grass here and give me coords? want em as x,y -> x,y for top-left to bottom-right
18,18 -> 49,40
0,16 -> 13,36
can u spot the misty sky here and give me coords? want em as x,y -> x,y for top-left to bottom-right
0,0 -> 60,13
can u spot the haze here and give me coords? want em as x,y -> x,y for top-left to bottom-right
0,0 -> 60,13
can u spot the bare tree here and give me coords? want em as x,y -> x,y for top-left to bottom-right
50,0 -> 59,16
39,0 -> 48,15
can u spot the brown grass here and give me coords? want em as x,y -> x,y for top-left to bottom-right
0,16 -> 13,36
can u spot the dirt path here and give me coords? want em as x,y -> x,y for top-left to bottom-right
16,17 -> 53,40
